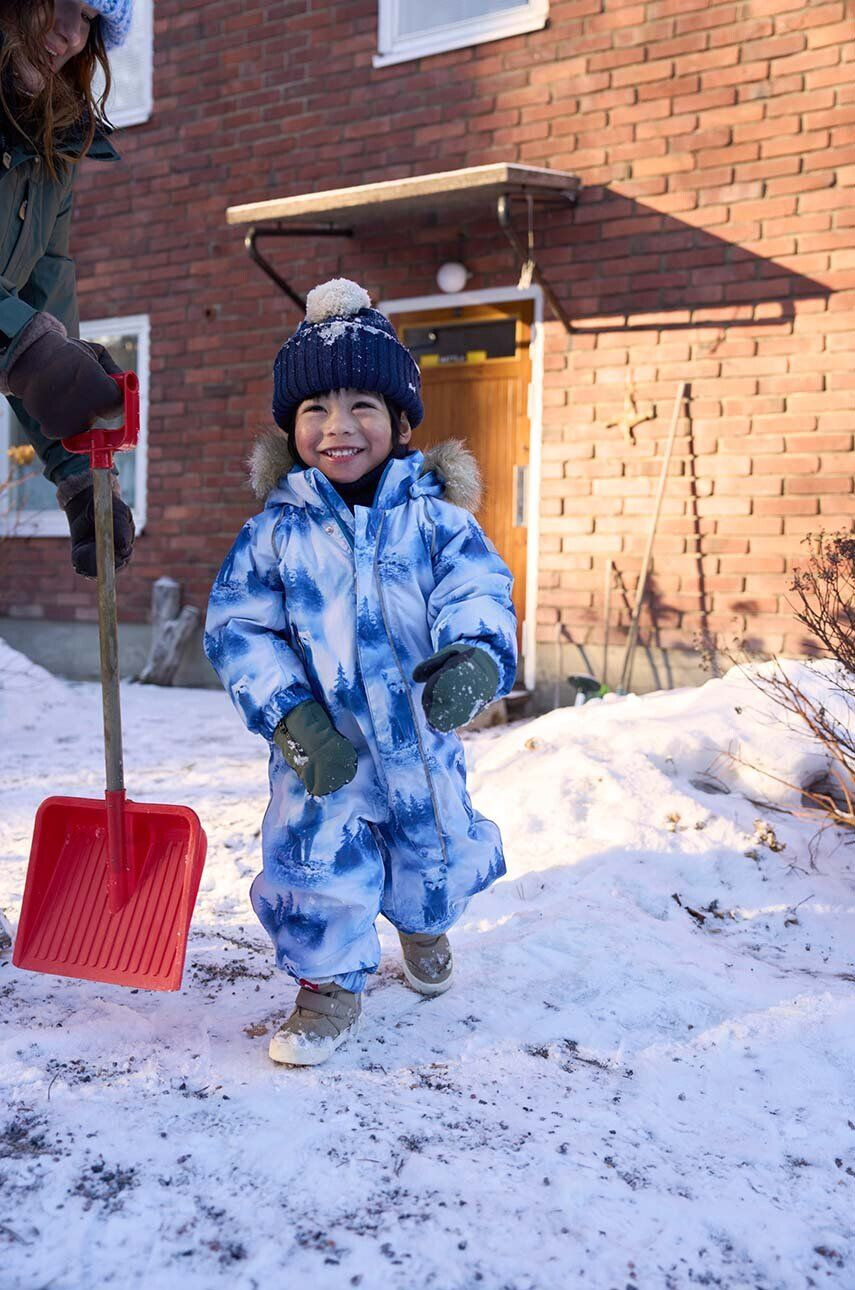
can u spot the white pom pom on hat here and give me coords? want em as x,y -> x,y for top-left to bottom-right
305,279 -> 372,324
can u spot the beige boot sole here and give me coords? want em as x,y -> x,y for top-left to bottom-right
401,959 -> 453,997
268,1017 -> 359,1066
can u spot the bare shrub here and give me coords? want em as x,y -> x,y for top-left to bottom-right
737,531 -> 855,830
789,529 -> 855,673
747,663 -> 855,829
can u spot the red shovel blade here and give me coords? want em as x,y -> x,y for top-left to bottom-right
13,795 -> 207,991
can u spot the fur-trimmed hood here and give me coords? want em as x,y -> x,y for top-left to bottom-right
248,430 -> 483,514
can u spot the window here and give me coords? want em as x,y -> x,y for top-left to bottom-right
95,0 -> 153,128
403,319 -> 518,365
374,0 -> 548,67
0,314 -> 150,538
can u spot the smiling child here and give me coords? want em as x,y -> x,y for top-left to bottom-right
205,280 -> 517,1066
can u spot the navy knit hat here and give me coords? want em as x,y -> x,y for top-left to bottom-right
272,279 -> 424,430
90,0 -> 134,49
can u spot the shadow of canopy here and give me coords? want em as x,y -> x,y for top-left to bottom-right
532,184 -> 832,331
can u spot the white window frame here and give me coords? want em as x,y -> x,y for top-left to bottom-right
373,0 -> 549,67
0,313 -> 150,538
100,0 -> 153,129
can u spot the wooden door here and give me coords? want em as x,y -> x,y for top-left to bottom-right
396,302 -> 532,654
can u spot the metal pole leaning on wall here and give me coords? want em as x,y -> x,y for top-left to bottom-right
602,558 -> 613,690
617,381 -> 689,695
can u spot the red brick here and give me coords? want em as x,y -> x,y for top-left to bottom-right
715,475 -> 783,496
754,496 -> 820,516
675,4 -> 738,33
708,18 -> 775,47
633,152 -> 697,178
701,60 -> 771,89
762,129 -> 831,159
718,555 -> 787,574
777,3 -> 846,32
777,44 -> 842,76
730,515 -> 786,536
808,20 -> 855,49
819,495 -> 855,516
790,481 -> 850,509
805,63 -> 850,90
610,57 -> 676,89
695,497 -> 754,517
743,33 -> 808,62
705,537 -> 750,555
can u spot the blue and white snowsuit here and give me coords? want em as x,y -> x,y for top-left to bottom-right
205,438 -> 517,992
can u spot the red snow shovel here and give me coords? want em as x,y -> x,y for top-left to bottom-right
13,374 -> 207,991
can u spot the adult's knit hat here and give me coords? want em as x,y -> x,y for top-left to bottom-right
272,279 -> 424,430
90,0 -> 133,50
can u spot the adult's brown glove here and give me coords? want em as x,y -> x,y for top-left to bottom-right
6,324 -> 124,440
58,473 -> 136,579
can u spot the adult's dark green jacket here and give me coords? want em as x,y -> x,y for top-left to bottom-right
0,101 -> 118,484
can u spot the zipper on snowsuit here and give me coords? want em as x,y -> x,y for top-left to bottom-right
372,511 -> 451,873
316,470 -> 450,869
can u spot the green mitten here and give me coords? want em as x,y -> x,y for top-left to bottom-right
274,701 -> 358,796
412,644 -> 499,733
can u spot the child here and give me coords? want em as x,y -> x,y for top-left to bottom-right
205,279 -> 517,1066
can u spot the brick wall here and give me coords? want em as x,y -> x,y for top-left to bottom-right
2,0 -> 853,689
528,0 -> 855,685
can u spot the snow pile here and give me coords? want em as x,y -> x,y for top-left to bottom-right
475,658 -> 845,816
1,644 -> 854,1289
0,636 -> 71,703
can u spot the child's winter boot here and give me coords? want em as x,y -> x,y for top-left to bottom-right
398,931 -> 453,996
268,982 -> 361,1066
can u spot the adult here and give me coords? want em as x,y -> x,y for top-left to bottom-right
0,0 -> 134,576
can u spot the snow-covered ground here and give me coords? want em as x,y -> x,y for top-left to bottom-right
1,640 -> 854,1290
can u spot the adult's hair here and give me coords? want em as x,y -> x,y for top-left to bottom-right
0,0 -> 112,178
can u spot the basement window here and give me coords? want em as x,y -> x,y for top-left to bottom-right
0,315 -> 149,538
374,0 -> 549,67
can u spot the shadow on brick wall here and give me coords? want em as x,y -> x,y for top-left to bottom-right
531,185 -> 832,327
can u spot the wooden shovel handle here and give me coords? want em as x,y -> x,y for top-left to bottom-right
94,467 -> 125,797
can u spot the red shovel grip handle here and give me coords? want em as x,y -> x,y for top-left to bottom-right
62,371 -> 141,471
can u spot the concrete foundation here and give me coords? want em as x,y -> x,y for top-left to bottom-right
0,617 -> 217,688
530,636 -> 712,715
2,617 -> 712,712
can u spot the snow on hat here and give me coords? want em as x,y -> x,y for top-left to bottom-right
90,0 -> 133,50
272,279 -> 424,430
